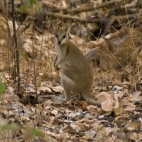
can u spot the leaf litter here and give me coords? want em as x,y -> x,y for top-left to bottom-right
0,1 -> 142,141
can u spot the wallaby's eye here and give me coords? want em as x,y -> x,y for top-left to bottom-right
55,34 -> 58,38
63,35 -> 66,38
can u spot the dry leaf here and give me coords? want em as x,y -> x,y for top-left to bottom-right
125,121 -> 139,131
7,87 -> 14,93
52,85 -> 64,93
51,109 -> 58,116
101,99 -> 113,112
84,129 -> 96,140
124,103 -> 135,112
96,92 -> 113,112
38,86 -> 52,93
62,125 -> 75,133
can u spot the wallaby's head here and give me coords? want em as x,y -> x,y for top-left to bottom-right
55,27 -> 70,45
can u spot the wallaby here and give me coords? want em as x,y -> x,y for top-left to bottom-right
54,27 -> 101,107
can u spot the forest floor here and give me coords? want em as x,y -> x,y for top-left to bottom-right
0,0 -> 142,141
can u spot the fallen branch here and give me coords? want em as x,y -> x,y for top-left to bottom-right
42,1 -> 68,12
46,12 -> 142,24
64,0 -> 124,14
41,0 -> 128,14
45,11 -> 99,23
117,13 -> 142,20
7,5 -> 142,24
101,15 -> 116,36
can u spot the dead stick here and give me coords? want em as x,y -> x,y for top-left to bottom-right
64,0 -> 124,14
42,2 -> 67,12
117,13 -> 142,20
42,0 -> 126,14
46,11 -> 99,23
46,11 -> 141,23
7,6 -> 142,23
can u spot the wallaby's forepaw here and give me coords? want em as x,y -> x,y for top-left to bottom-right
55,66 -> 60,70
54,64 -> 60,70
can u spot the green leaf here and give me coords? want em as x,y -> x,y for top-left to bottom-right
36,6 -> 41,14
30,0 -> 36,6
22,0 -> 30,7
0,80 -> 5,94
21,0 -> 30,12
20,5 -> 28,12
29,128 -> 45,138
114,108 -> 120,115
2,123 -> 20,131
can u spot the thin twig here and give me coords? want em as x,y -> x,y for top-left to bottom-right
12,0 -> 20,93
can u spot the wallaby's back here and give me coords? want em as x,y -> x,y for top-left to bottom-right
60,40 -> 93,92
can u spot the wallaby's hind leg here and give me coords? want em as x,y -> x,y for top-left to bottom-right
81,91 -> 101,107
61,74 -> 74,101
63,85 -> 70,101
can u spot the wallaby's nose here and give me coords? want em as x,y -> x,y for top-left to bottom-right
58,41 -> 61,45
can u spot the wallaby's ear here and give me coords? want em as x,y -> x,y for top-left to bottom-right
67,23 -> 75,33
64,26 -> 69,40
51,23 -> 60,34
67,25 -> 71,34
66,24 -> 73,39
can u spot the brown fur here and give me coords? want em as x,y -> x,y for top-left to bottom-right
54,27 -> 101,106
